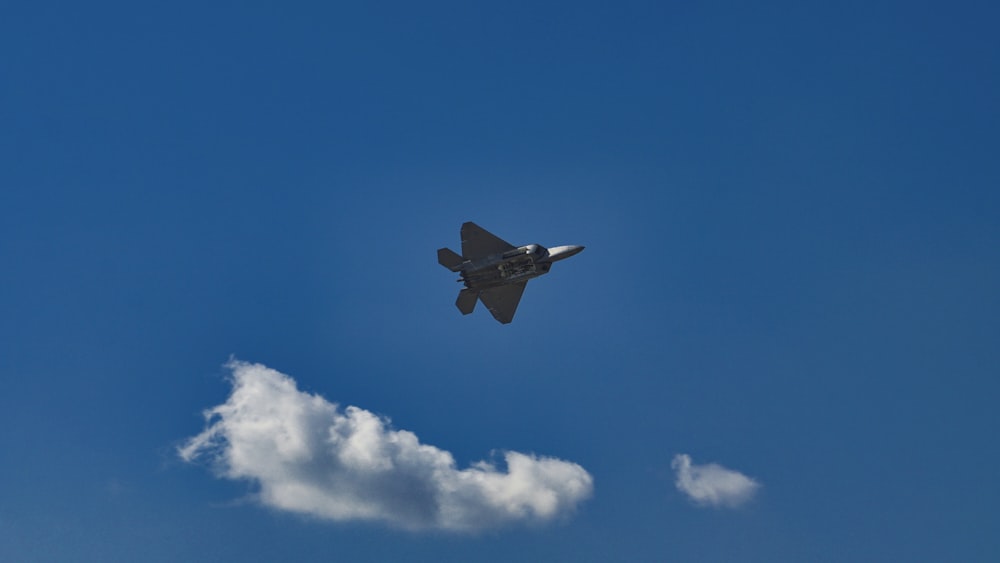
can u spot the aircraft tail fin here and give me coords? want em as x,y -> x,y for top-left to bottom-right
456,289 -> 478,315
438,247 -> 464,271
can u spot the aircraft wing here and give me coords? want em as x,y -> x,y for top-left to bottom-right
479,281 -> 527,324
461,222 -> 515,259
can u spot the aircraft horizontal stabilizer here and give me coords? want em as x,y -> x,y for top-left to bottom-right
456,289 -> 478,315
438,247 -> 464,271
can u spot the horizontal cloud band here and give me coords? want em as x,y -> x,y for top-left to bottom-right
180,360 -> 593,531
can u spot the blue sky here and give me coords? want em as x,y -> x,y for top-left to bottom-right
2,1 -> 998,561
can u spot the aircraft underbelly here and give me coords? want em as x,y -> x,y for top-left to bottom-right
463,256 -> 542,289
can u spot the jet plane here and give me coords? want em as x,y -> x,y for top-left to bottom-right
438,222 -> 584,324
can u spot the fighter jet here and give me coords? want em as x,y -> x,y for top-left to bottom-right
438,222 -> 584,324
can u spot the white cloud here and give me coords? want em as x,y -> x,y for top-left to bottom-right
179,360 -> 593,531
671,454 -> 760,508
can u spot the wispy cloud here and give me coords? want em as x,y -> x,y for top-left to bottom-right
180,360 -> 593,531
671,454 -> 760,508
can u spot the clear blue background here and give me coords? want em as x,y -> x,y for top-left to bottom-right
2,1 -> 998,561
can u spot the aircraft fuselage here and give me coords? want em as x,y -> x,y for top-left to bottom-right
459,245 -> 553,289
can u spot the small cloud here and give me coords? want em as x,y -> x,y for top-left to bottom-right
671,453 -> 760,508
180,360 -> 593,531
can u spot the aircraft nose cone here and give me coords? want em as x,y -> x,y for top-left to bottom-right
546,245 -> 584,262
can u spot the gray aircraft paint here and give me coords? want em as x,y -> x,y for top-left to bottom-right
438,222 -> 584,324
